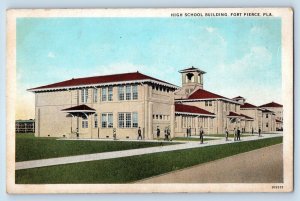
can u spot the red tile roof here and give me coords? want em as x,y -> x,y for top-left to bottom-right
175,103 -> 215,116
261,108 -> 275,114
240,102 -> 258,109
62,104 -> 95,111
239,114 -> 254,120
260,102 -> 283,108
227,111 -> 241,117
28,72 -> 177,91
187,88 -> 227,100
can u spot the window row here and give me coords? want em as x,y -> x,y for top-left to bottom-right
152,114 -> 170,121
81,85 -> 138,103
82,112 -> 138,129
152,85 -> 170,93
205,100 -> 213,106
118,85 -> 138,101
118,112 -> 138,128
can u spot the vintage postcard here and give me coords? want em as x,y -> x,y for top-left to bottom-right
6,8 -> 293,193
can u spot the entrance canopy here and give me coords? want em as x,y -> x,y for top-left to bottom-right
61,104 -> 96,118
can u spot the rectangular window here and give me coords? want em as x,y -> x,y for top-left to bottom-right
132,85 -> 138,100
93,89 -> 98,103
126,113 -> 131,128
209,101 -> 212,106
101,113 -> 107,128
126,85 -> 131,100
81,88 -> 88,103
266,123 -> 269,127
108,86 -> 113,101
132,112 -> 138,128
94,113 -> 98,128
205,101 -> 208,106
118,113 -> 125,128
82,118 -> 88,128
102,87 -> 107,101
108,113 -> 113,128
266,114 -> 269,118
118,86 -> 124,100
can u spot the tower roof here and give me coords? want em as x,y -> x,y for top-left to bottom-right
179,66 -> 206,74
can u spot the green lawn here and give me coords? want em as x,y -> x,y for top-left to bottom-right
172,137 -> 215,141
15,136 -> 282,184
16,133 -> 178,162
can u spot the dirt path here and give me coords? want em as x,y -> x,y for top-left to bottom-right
137,144 -> 283,183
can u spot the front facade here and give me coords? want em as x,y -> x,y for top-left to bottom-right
30,72 -> 177,139
28,67 -> 281,139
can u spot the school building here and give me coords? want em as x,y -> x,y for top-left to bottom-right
28,66 -> 283,139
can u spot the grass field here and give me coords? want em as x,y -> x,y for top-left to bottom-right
15,136 -> 282,184
16,133 -> 178,162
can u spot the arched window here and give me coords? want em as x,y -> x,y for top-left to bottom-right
186,73 -> 195,83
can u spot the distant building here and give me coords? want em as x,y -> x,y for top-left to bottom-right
15,119 -> 35,133
259,102 -> 283,131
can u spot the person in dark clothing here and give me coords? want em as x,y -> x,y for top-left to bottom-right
237,127 -> 241,141
156,126 -> 160,139
164,128 -> 168,141
252,127 -> 254,135
137,127 -> 142,140
199,127 -> 204,144
258,127 -> 261,137
225,127 -> 229,141
76,128 -> 79,139
166,128 -> 170,141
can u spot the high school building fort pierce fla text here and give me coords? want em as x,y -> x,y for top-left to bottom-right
28,67 -> 283,139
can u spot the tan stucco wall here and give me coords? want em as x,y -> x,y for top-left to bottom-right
35,84 -> 174,140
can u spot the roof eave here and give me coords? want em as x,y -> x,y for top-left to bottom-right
175,111 -> 215,117
28,79 -> 179,93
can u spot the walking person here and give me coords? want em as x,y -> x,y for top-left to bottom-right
237,127 -> 241,141
199,126 -> 204,144
233,128 -> 237,141
258,127 -> 261,137
156,126 -> 160,139
137,127 -> 142,140
225,127 -> 229,141
166,128 -> 170,141
164,128 -> 168,141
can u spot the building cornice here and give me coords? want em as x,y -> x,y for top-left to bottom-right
175,111 -> 215,117
175,98 -> 242,105
28,79 -> 179,93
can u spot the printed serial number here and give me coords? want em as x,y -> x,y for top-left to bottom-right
272,186 -> 284,189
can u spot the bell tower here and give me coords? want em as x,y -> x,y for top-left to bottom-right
179,66 -> 206,94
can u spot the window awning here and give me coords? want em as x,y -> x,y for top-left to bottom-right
61,104 -> 96,118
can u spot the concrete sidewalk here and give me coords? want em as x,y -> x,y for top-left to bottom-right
15,133 -> 282,170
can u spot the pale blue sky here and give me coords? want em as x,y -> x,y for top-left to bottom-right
16,17 -> 281,119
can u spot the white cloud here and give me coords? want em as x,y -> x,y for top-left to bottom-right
225,46 -> 272,72
47,52 -> 56,58
250,26 -> 261,33
205,27 -> 217,33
